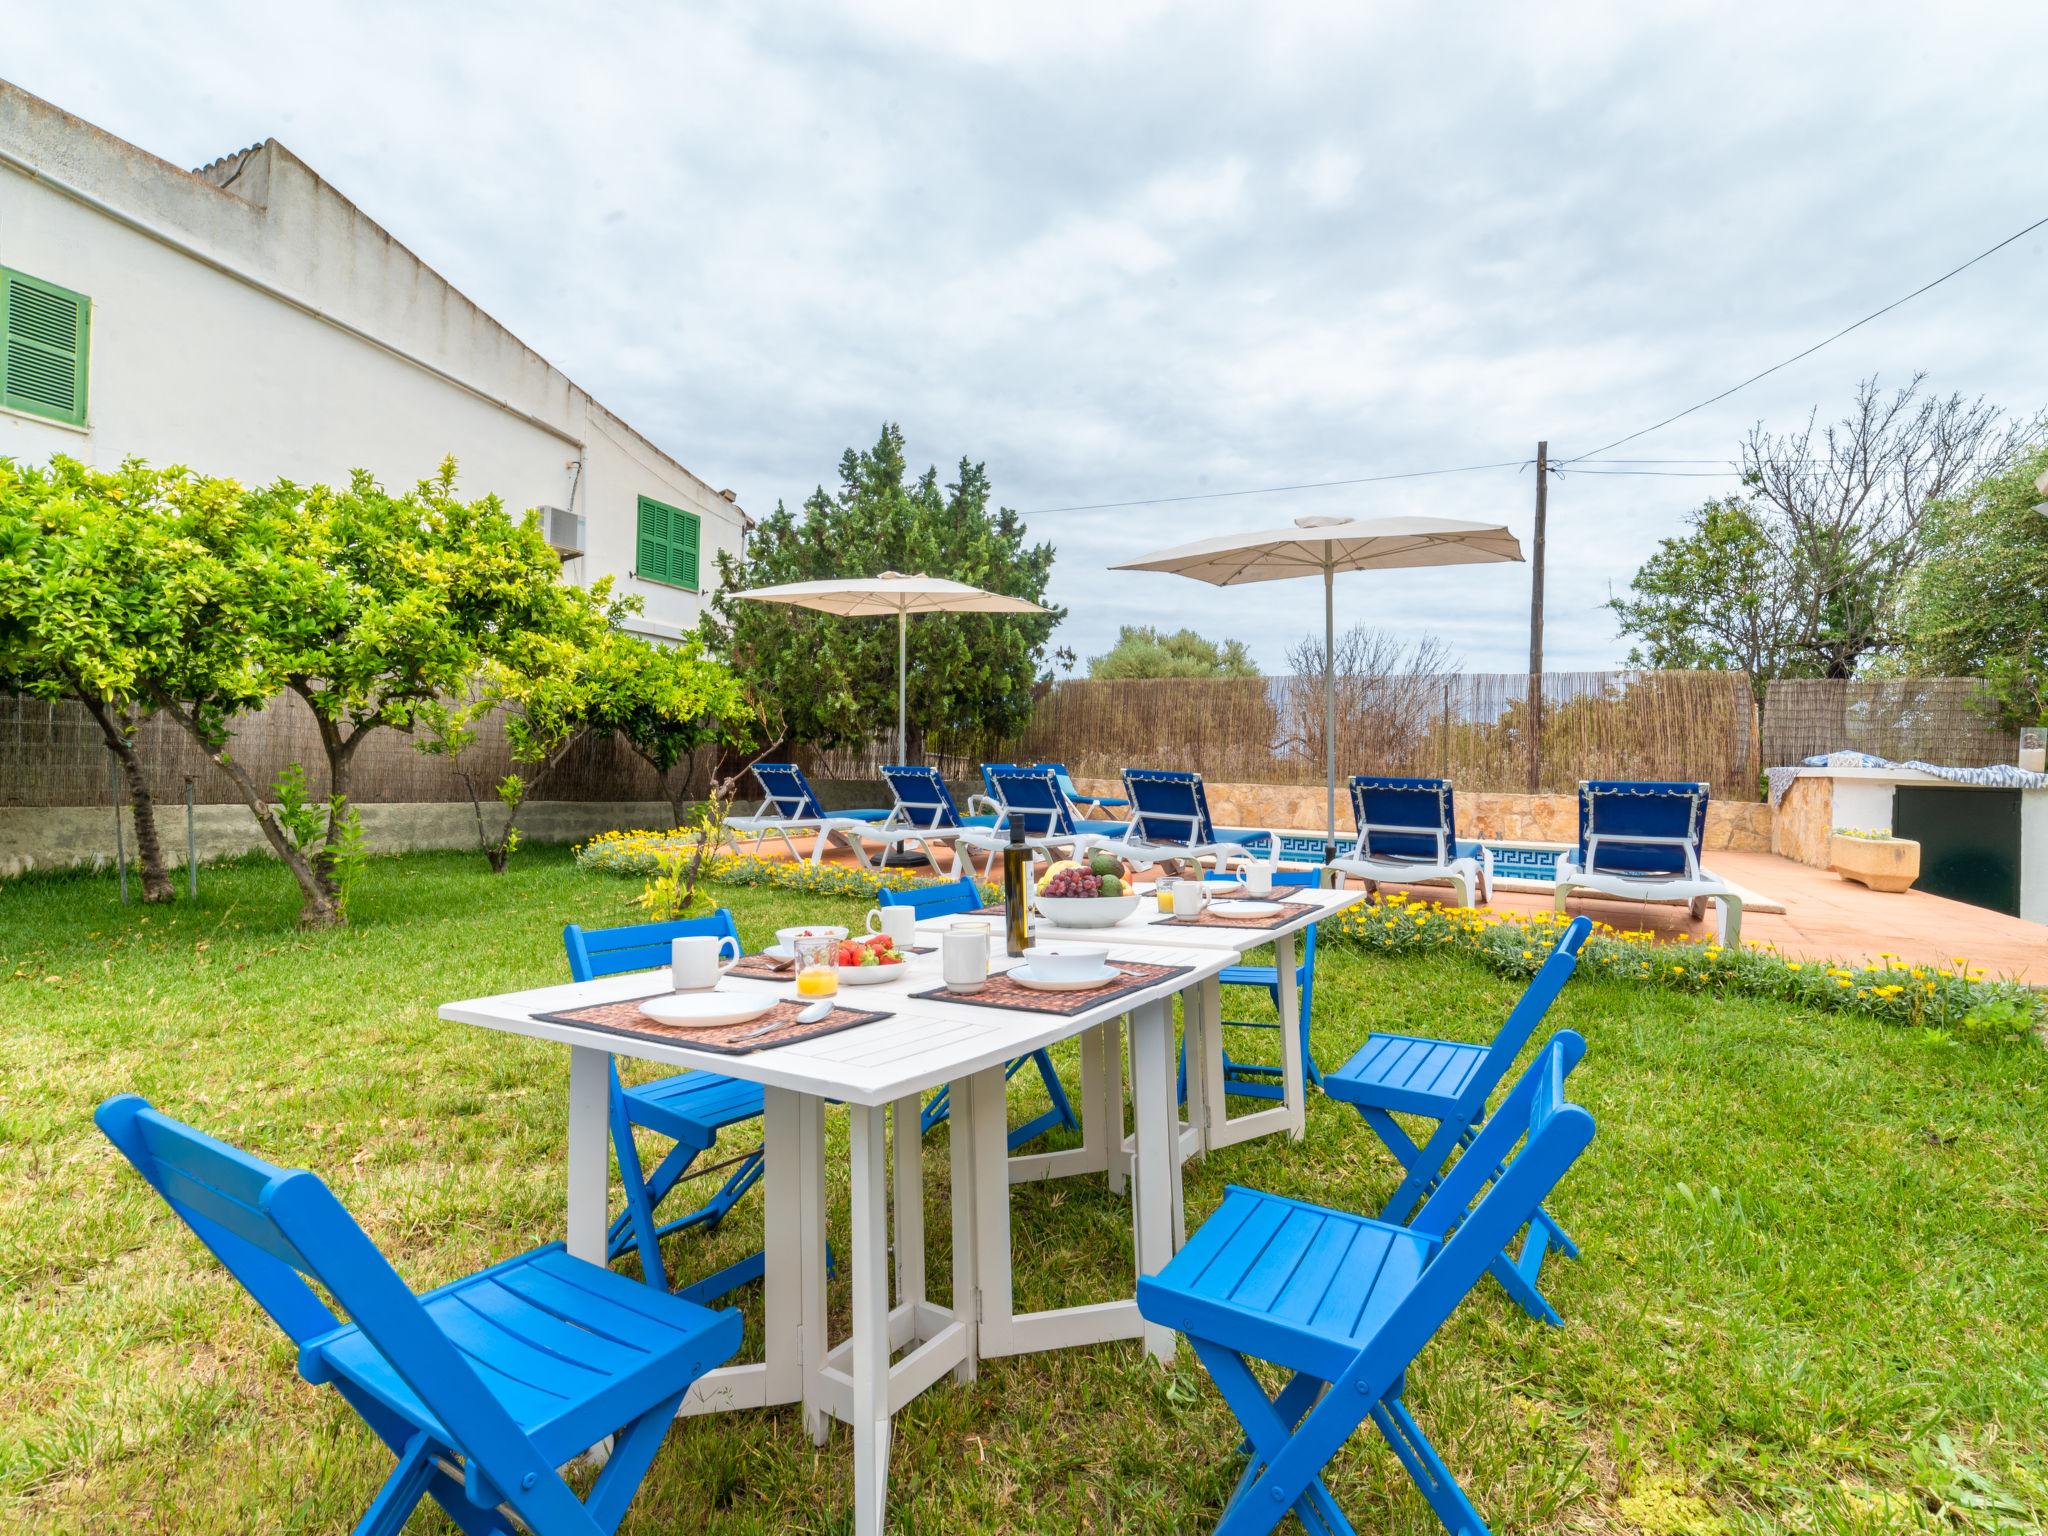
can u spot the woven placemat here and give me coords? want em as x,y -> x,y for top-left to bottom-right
1152,899 -> 1316,932
912,960 -> 1190,1016
531,994 -> 892,1054
725,946 -> 931,983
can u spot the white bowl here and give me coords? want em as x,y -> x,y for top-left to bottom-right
834,958 -> 910,986
1033,894 -> 1140,928
1023,943 -> 1111,983
777,924 -> 848,949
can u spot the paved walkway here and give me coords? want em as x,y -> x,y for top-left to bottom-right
1389,850 -> 2043,983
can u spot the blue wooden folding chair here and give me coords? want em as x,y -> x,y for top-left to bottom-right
564,912 -> 772,1306
1178,868 -> 1324,1105
1137,1034 -> 1595,1536
880,875 -> 1080,1150
1321,914 -> 1591,1324
97,1094 -> 741,1536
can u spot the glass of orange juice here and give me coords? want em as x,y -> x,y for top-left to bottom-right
793,933 -> 839,999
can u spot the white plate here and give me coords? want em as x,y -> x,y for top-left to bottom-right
1202,881 -> 1246,898
1007,963 -> 1124,992
1207,900 -> 1284,917
636,993 -> 777,1029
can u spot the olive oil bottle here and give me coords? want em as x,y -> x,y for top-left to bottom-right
1002,817 -> 1030,957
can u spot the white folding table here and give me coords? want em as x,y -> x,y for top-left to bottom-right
439,940 -> 1229,1536
918,883 -> 1365,1158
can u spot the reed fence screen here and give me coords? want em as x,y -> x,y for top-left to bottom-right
0,690 -> 676,809
1760,677 -> 2018,769
806,669 -> 1761,800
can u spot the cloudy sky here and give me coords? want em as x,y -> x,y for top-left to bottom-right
10,2 -> 2046,673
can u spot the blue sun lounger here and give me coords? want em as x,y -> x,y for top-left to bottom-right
1083,768 -> 1276,870
723,761 -> 890,865
1329,775 -> 1492,907
959,763 -> 1125,875
1553,779 -> 1743,944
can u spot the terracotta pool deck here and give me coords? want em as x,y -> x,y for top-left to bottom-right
767,835 -> 2044,984
1435,850 -> 2044,984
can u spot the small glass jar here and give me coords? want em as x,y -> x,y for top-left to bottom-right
793,933 -> 840,998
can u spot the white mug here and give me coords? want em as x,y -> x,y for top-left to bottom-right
1174,878 -> 1209,916
672,933 -> 741,991
866,906 -> 918,947
942,922 -> 991,993
1238,857 -> 1278,898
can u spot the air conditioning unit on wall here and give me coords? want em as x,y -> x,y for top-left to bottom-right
542,506 -> 585,561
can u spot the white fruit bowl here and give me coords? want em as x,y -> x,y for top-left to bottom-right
1033,894 -> 1140,928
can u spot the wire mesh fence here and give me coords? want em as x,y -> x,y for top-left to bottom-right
1760,678 -> 2019,769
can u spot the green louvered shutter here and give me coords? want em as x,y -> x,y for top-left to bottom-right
636,495 -> 671,582
674,506 -> 701,589
1,268 -> 91,426
635,495 -> 701,590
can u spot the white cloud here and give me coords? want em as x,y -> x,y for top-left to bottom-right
5,0 -> 2046,673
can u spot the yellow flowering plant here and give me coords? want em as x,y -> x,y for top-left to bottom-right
1323,891 -> 2041,1046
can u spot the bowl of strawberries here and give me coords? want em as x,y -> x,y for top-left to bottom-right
833,932 -> 910,984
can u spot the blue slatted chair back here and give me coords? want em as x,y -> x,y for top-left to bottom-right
750,761 -> 826,820
878,874 -> 983,917
95,1095 -> 527,1454
880,764 -> 964,830
1347,1038 -> 1594,1398
1349,775 -> 1457,862
1577,779 -> 1709,878
1121,768 -> 1218,847
564,910 -> 743,982
1411,1030 -> 1587,1241
1451,915 -> 1590,1122
986,765 -> 1076,837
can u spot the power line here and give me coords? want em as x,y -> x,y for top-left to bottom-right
1559,209 -> 2048,464
1016,458 -> 1532,516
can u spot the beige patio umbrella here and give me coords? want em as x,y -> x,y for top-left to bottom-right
1112,515 -> 1524,847
731,571 -> 1049,761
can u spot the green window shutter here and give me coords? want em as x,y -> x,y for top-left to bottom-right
636,495 -> 670,582
635,495 -> 701,591
675,507 -> 701,590
0,268 -> 90,426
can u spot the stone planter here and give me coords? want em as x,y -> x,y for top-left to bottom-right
1829,833 -> 1920,893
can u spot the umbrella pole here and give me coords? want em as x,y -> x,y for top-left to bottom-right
1324,565 -> 1336,853
897,608 -> 908,764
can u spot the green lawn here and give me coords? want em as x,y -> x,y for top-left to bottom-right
3,846 -> 2045,1534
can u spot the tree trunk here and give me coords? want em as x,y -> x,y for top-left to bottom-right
76,693 -> 175,903
295,685 -> 360,902
154,695 -> 342,927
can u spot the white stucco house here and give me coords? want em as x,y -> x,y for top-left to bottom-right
0,79 -> 745,640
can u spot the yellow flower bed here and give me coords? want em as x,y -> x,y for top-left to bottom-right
1326,892 -> 2041,1046
575,827 -> 941,901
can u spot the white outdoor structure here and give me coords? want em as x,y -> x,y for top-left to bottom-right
732,572 -> 1049,760
0,79 -> 743,642
1114,514 -> 1525,845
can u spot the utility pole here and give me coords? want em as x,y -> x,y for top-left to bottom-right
1526,441 -> 1548,794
